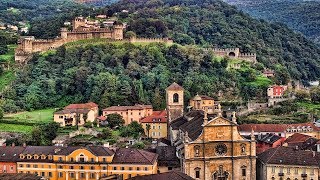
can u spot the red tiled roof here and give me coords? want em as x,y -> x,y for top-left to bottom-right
103,104 -> 152,111
238,123 -> 320,132
97,116 -> 107,121
200,95 -> 214,100
112,148 -> 158,165
238,124 -> 287,132
258,146 -> 320,166
166,82 -> 184,91
0,146 -> 26,162
285,133 -> 314,143
65,102 -> 98,110
140,110 -> 167,123
128,171 -> 193,180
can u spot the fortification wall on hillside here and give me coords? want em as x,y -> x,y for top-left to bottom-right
204,48 -> 257,63
129,37 -> 173,44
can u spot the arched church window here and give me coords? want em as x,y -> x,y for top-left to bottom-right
173,93 -> 179,103
241,166 -> 246,177
194,167 -> 201,179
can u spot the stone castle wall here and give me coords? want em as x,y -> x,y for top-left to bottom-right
204,48 -> 257,63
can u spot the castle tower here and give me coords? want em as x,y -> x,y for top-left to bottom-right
166,82 -> 184,123
113,23 -> 124,40
60,28 -> 68,39
72,17 -> 86,30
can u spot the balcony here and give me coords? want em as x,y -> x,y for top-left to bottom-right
278,173 -> 284,176
301,174 -> 307,178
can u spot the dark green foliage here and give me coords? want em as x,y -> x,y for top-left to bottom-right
310,87 -> 320,104
6,43 -> 274,111
120,121 -> 144,139
224,0 -> 320,44
0,107 -> 3,119
99,127 -> 112,139
30,122 -> 59,145
107,113 -> 125,129
112,0 -> 320,80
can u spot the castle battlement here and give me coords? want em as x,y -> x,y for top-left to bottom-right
203,47 -> 257,64
239,53 -> 256,57
129,37 -> 173,44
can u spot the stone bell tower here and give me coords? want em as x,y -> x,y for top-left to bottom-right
166,82 -> 184,123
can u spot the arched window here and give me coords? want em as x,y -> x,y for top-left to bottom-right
173,93 -> 179,103
194,167 -> 201,179
194,145 -> 200,157
229,52 -> 236,57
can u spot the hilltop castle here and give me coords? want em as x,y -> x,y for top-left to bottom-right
15,17 -> 125,63
204,47 -> 257,63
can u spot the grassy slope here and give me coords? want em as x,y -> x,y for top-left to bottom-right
3,108 -> 55,123
0,124 -> 33,133
0,45 -> 17,91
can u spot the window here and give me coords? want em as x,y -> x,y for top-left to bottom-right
70,157 -> 74,162
41,172 -> 45,176
279,167 -> 283,173
48,172 -> 52,177
158,126 -> 161,129
79,154 -> 85,162
80,166 -> 84,170
10,166 -> 13,171
70,166 -> 74,169
158,132 -> 161,136
144,167 -> 148,171
90,166 -> 95,170
128,174 -> 132,178
103,166 -> 107,170
195,168 -> 200,178
58,172 -> 63,178
102,158 -> 106,162
129,167 -> 132,171
80,173 -> 85,178
295,168 -> 298,174
168,167 -> 173,170
240,144 -> 246,154
287,168 -> 290,174
19,164 -> 23,167
153,126 -> 155,129
137,167 -> 140,171
91,158 -> 94,162
121,167 -> 125,170
59,116 -> 63,119
173,93 -> 179,103
113,167 -> 117,170
70,173 -> 74,178
26,164 -> 30,168
58,157 -> 63,162
33,164 -> 38,168
271,167 -> 275,173
242,167 -> 246,176
58,165 -> 63,169
311,168 -> 315,175
90,173 -> 95,179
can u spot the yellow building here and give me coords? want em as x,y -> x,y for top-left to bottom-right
16,146 -> 158,180
54,102 -> 99,127
102,104 -> 153,125
257,146 -> 320,180
140,110 -> 168,139
189,94 -> 219,114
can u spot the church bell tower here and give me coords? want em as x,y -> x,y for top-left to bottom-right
166,82 -> 184,123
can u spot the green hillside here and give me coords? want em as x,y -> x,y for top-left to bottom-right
223,0 -> 320,45
110,0 -> 320,81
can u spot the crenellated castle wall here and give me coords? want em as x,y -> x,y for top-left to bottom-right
204,48 -> 257,63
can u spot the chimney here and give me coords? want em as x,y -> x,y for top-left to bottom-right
23,143 -> 26,147
218,104 -> 222,117
12,143 -> 15,147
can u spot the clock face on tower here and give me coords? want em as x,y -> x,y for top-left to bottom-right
215,143 -> 227,156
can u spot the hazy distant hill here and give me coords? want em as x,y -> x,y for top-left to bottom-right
223,0 -> 320,44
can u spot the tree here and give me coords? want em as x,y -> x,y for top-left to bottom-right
295,90 -> 310,101
107,113 -> 125,129
100,127 -> 112,139
125,31 -> 136,39
146,123 -> 151,138
0,107 -> 3,120
310,87 -> 320,103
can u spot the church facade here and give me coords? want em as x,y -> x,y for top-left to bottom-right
167,83 -> 256,180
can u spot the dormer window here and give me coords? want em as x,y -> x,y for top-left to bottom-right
41,155 -> 46,159
27,155 -> 32,159
20,154 -> 25,159
48,155 -> 52,160
34,155 -> 39,159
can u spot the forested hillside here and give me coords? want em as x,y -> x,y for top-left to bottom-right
223,0 -> 320,44
1,43 -> 272,112
108,0 -> 320,81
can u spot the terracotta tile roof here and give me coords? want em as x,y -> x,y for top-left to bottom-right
128,171 -> 194,180
54,109 -> 90,114
97,116 -> 107,121
258,146 -> 320,166
0,174 -> 42,180
140,110 -> 167,123
238,123 -> 320,132
103,104 -> 152,111
21,146 -> 56,155
199,95 -> 214,100
0,146 -> 26,162
285,133 -> 314,143
54,146 -> 114,156
65,102 -> 98,110
112,148 -> 158,165
166,82 -> 184,91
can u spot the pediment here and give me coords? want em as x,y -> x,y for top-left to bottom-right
205,116 -> 235,127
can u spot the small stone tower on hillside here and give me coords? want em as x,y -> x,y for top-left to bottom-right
166,82 -> 184,123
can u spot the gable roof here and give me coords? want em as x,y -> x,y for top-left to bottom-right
166,82 -> 184,91
258,146 -> 320,166
257,133 -> 282,144
65,102 -> 98,109
112,148 -> 158,165
54,109 -> 90,115
200,95 -> 214,100
285,133 -> 314,144
140,110 -> 167,123
238,123 -> 320,133
0,146 -> 26,162
54,146 -> 114,156
103,104 -> 153,111
128,171 -> 194,180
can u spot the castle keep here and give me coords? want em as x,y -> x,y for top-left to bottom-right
15,17 -> 125,63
